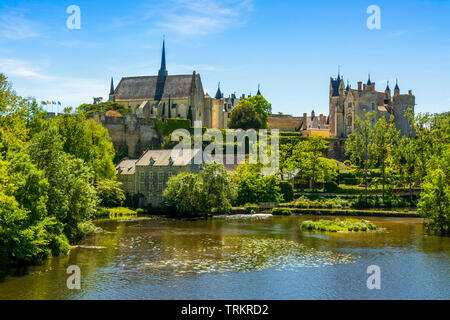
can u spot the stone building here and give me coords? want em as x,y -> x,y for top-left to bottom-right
108,40 -> 255,131
329,73 -> 415,138
109,40 -> 212,127
268,110 -> 329,136
116,149 -> 203,208
298,110 -> 330,137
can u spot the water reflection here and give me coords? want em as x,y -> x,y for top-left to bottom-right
0,215 -> 448,300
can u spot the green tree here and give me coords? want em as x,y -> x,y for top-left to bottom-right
286,136 -> 335,191
346,112 -> 376,199
418,168 -> 450,235
242,95 -> 272,128
199,162 -> 237,214
163,172 -> 209,218
228,101 -> 264,130
97,179 -> 126,207
51,115 -> 116,180
231,164 -> 282,205
371,116 -> 400,200
29,127 -> 98,243
77,101 -> 131,116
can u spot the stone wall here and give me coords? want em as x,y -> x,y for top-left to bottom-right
268,115 -> 303,132
323,138 -> 347,162
90,112 -> 160,158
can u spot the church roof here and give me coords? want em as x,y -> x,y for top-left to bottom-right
114,74 -> 200,100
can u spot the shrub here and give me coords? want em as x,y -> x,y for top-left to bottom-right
301,218 -> 377,232
279,181 -> 294,202
244,203 -> 259,215
324,181 -> 339,193
272,207 -> 292,216
136,208 -> 145,215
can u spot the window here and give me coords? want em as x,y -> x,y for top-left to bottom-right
348,102 -> 352,108
347,116 -> 352,126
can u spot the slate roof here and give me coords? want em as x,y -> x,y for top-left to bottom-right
136,149 -> 202,167
116,159 -> 138,175
114,74 -> 200,101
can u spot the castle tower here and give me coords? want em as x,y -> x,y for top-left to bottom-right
394,79 -> 400,97
385,81 -> 391,100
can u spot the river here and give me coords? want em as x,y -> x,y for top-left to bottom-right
0,215 -> 448,300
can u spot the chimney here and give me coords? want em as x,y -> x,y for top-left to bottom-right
320,114 -> 325,124
358,82 -> 362,91
363,84 -> 367,91
303,113 -> 307,126
371,83 -> 375,91
408,90 -> 412,96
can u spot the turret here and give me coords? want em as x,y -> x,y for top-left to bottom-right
394,79 -> 400,97
385,81 -> 391,100
215,82 -> 223,99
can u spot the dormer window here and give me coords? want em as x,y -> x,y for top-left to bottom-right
168,157 -> 174,166
150,158 -> 155,166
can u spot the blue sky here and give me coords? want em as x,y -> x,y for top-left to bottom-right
0,0 -> 449,116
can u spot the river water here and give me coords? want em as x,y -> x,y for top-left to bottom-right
0,215 -> 448,300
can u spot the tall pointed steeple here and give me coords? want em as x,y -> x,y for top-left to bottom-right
155,38 -> 168,101
367,73 -> 372,85
159,38 -> 168,77
109,77 -> 114,95
256,84 -> 261,96
215,82 -> 222,99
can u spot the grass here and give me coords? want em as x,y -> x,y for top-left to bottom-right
301,218 -> 377,232
96,207 -> 138,218
272,207 -> 292,216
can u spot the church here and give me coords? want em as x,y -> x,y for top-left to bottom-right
108,40 -> 250,129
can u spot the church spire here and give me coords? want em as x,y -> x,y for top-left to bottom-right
155,38 -> 168,101
256,84 -> 261,96
367,73 -> 372,85
109,77 -> 114,95
159,38 -> 168,77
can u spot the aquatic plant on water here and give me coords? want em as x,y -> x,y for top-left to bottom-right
301,218 -> 377,232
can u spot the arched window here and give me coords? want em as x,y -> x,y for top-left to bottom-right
347,116 -> 352,126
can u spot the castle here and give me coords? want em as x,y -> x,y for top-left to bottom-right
108,40 -> 254,130
329,73 -> 415,138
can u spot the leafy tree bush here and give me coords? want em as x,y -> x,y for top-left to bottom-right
97,179 -> 126,207
418,169 -> 450,235
272,208 -> 292,216
231,164 -> 282,205
200,162 -> 237,214
244,203 -> 259,214
279,181 -> 294,202
163,173 -> 209,218
228,102 -> 264,130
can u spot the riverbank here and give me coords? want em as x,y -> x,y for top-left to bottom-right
231,207 -> 420,218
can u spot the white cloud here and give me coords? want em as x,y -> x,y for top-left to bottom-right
149,0 -> 254,35
0,58 -> 106,107
0,9 -> 42,40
